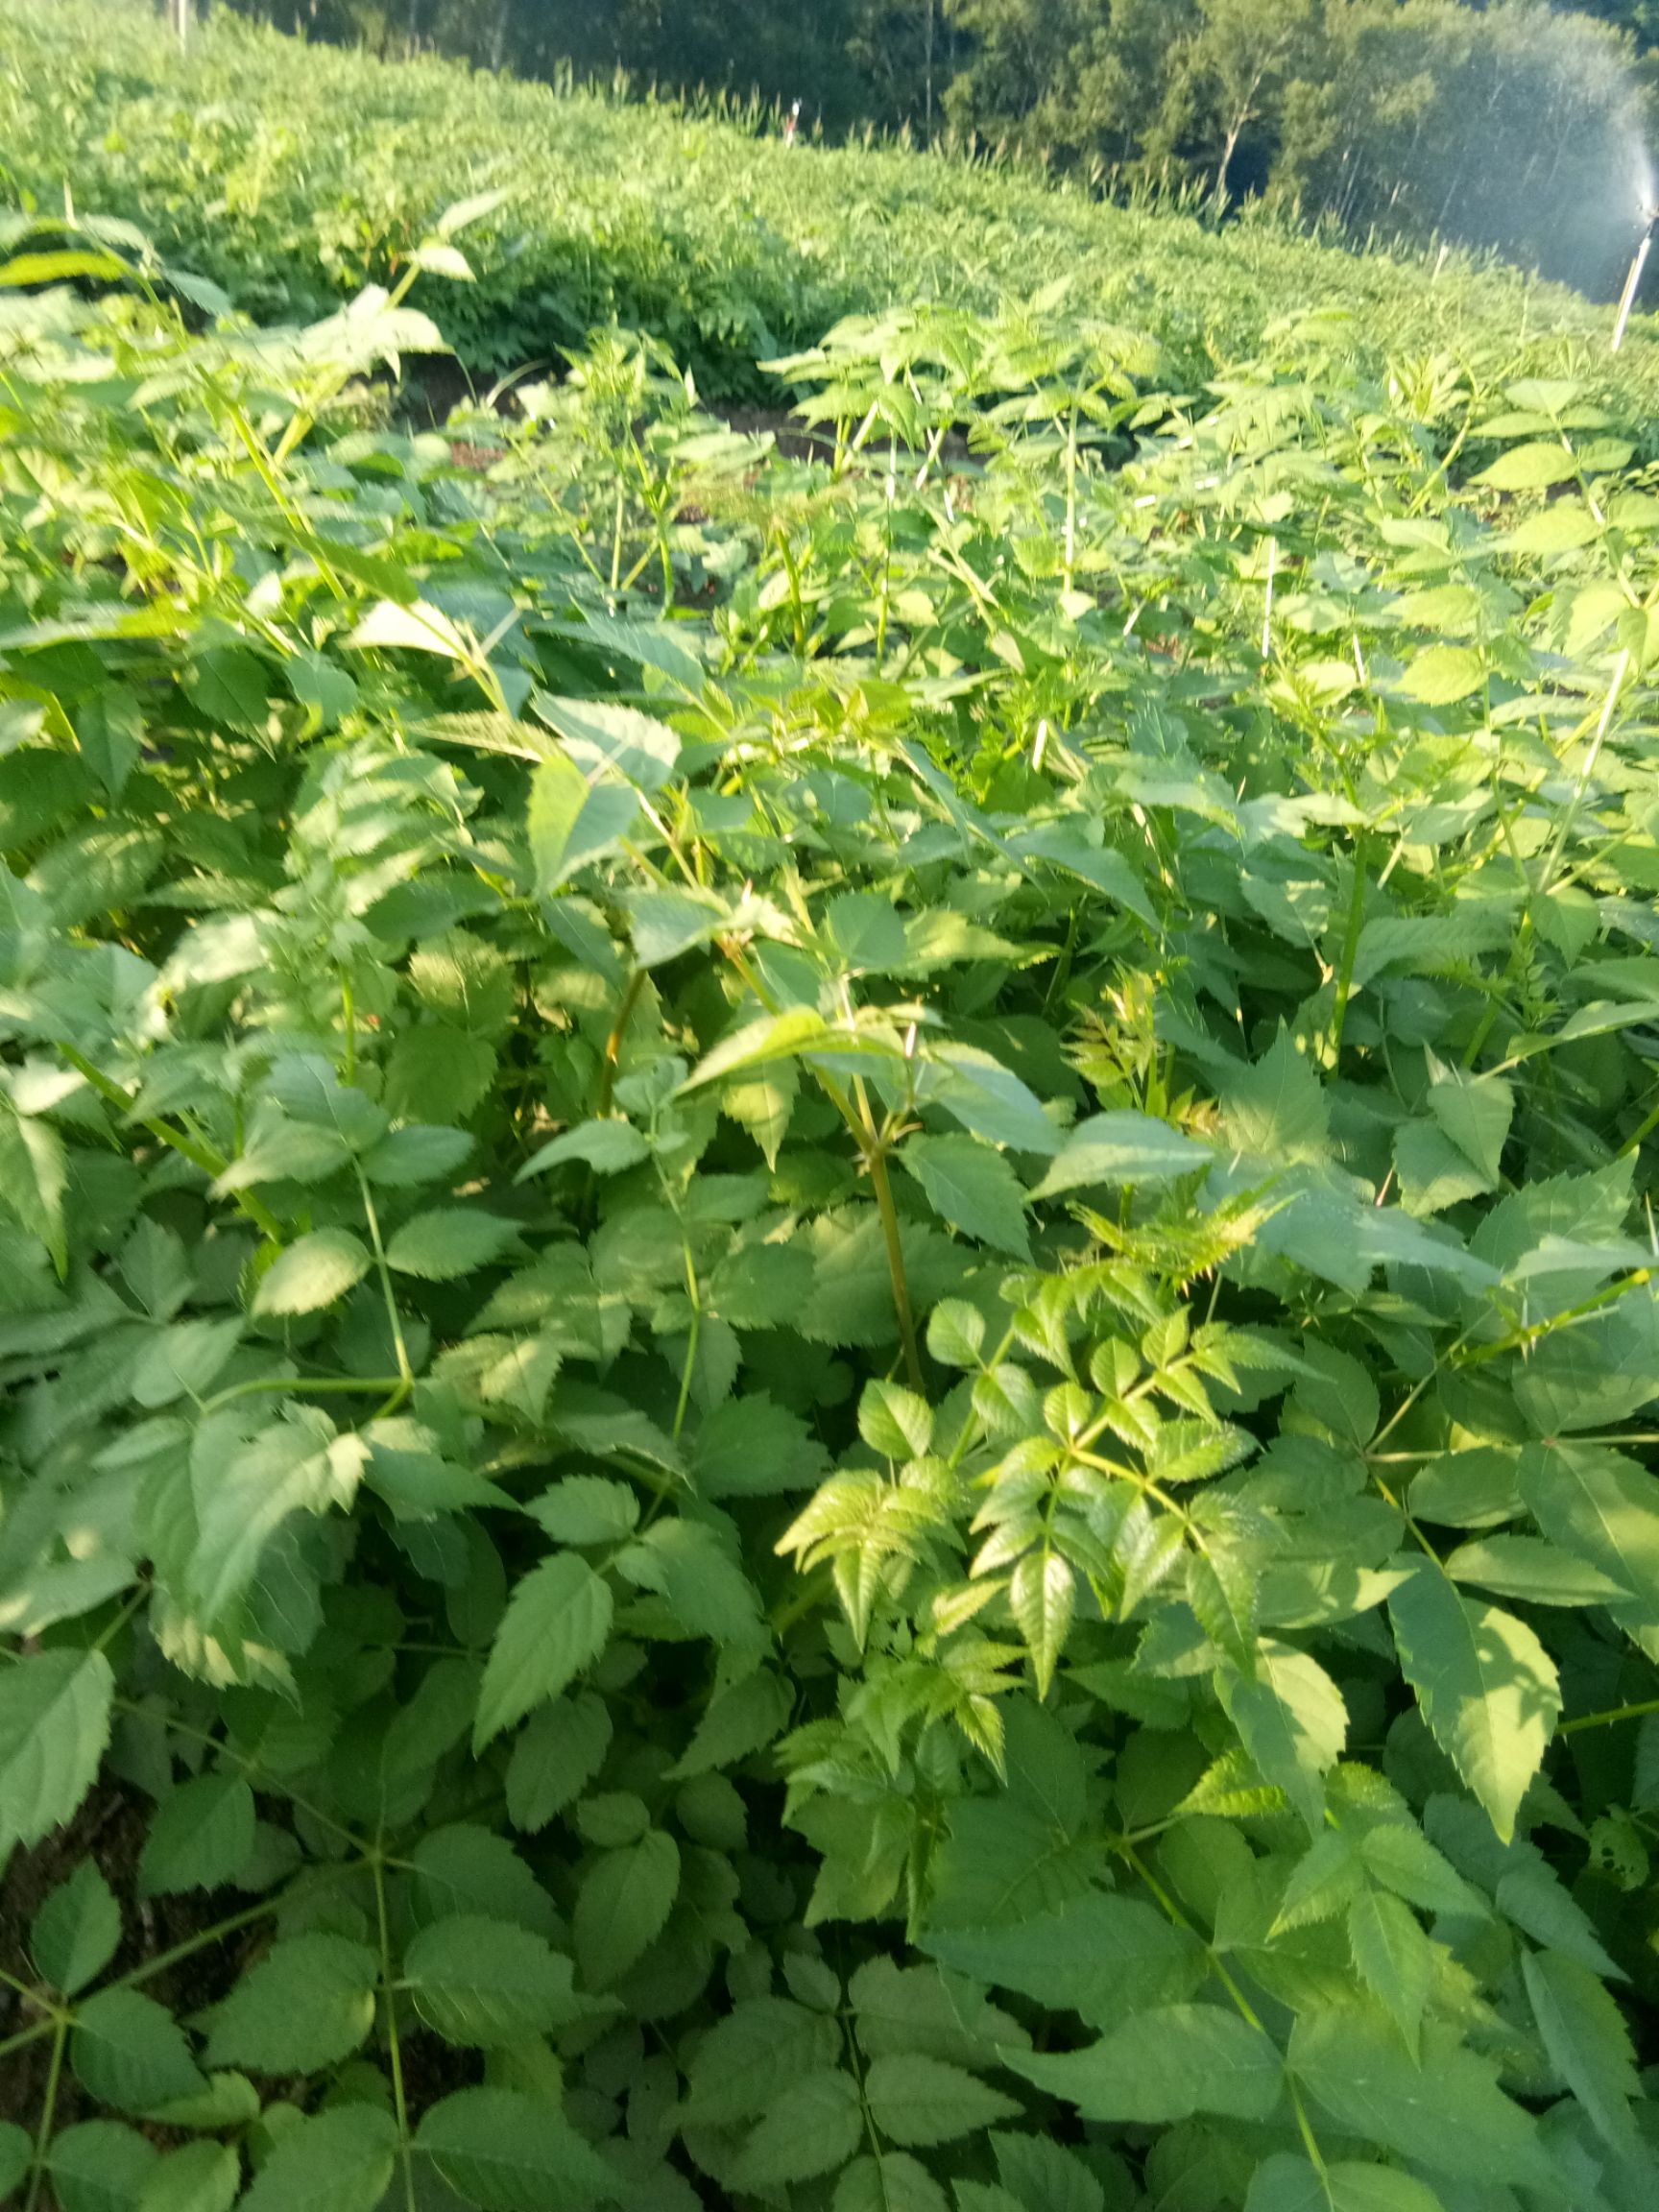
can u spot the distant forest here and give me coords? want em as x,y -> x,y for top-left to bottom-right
200,2 -> 1656,289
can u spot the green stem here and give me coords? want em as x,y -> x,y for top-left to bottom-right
204,1373 -> 404,1414
57,1043 -> 284,1242
0,1965 -> 58,2013
341,968 -> 358,1086
0,2020 -> 55,2064
356,1165 -> 414,1405
1559,1695 -> 1659,1738
865,1135 -> 923,1392
107,1884 -> 345,1996
672,1235 -> 703,1443
596,969 -> 647,1118
22,2018 -> 67,2212
1327,836 -> 1368,1066
373,1850 -> 419,2212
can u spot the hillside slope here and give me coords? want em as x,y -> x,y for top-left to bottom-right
4,0 -> 1657,399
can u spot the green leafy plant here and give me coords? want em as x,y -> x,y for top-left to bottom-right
6,141 -> 1659,2212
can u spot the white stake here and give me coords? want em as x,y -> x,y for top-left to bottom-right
1613,211 -> 1655,354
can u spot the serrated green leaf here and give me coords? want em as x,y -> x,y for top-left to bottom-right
1519,1439 -> 1659,1655
416,2085 -> 617,2210
408,1824 -> 558,1936
990,2133 -> 1104,2212
252,1228 -> 371,1316
136,2142 -> 240,2212
31,1858 -> 121,1993
668,1666 -> 790,1777
528,752 -> 640,893
0,2122 -> 28,2202
238,2104 -> 397,2212
923,1891 -> 1203,2024
1031,1111 -> 1211,1197
1220,1642 -> 1347,1833
517,1118 -> 649,1180
1290,2006 -> 1551,2184
385,1209 -> 521,1281
1002,2003 -> 1283,2122
1401,643 -> 1486,704
1347,1890 -> 1433,2057
901,1133 -> 1029,1257
1219,1030 -> 1330,1165
624,887 -> 727,968
863,2053 -> 1021,2146
1521,1947 -> 1644,2163
1358,1823 -> 1482,1917
858,1379 -> 934,1459
401,1913 -> 586,2046
527,1476 -> 639,1546
359,1123 -> 474,1190
1477,440 -> 1578,490
143,2073 -> 259,2132
473,1552 -> 613,1750
138,1773 -> 255,1896
615,1518 -> 764,1645
1010,1549 -> 1074,1698
204,1934 -> 377,2073
1444,1533 -> 1628,1607
730,2068 -> 862,2191
684,1995 -> 842,2127
1388,1565 -> 1559,1841
1244,2152 -> 1445,2212
0,1647 -> 113,1852
72,1989 -> 204,2114
1426,1065 -> 1512,1186
50,2121 -> 158,2212
834,2153 -> 949,2212
505,1692 -> 613,1831
574,1828 -> 679,1988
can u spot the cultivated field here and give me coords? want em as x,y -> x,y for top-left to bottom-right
2,6 -> 1659,2210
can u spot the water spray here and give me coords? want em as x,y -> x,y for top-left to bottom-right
1612,202 -> 1657,354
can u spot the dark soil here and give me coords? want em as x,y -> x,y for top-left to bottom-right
2,1787 -> 278,2132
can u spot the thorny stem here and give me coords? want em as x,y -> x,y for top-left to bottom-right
108,1876 -> 357,1998
1559,1696 -> 1659,1738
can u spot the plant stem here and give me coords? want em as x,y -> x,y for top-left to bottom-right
865,1134 -> 923,1391
596,968 -> 647,1117
373,1849 -> 419,2212
22,2019 -> 67,2212
341,967 -> 358,1085
56,1042 -> 284,1243
1559,1695 -> 1659,1737
356,1164 -> 414,1405
1327,835 -> 1368,1066
204,1373 -> 404,1414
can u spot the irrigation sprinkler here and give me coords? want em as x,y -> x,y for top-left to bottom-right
1612,203 -> 1657,354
